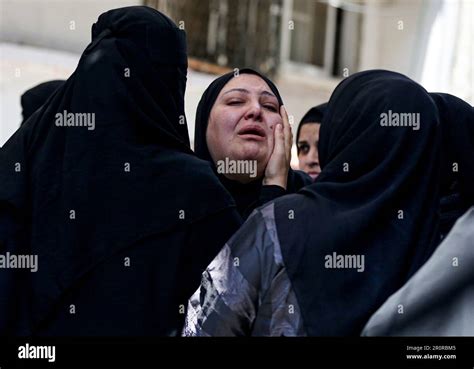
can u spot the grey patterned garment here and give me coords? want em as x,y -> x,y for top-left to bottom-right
362,207 -> 474,336
182,202 -> 306,336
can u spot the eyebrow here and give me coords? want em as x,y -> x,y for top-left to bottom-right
297,140 -> 319,145
222,88 -> 277,99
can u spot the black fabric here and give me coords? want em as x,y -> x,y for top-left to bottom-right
33,207 -> 242,336
430,93 -> 474,240
193,68 -> 311,219
296,103 -> 327,143
218,168 -> 310,219
21,80 -> 66,124
0,6 -> 240,336
275,70 -> 442,336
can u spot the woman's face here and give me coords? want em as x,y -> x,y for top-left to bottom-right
206,74 -> 282,182
297,122 -> 321,180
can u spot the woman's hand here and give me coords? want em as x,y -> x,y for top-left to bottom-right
263,105 -> 292,190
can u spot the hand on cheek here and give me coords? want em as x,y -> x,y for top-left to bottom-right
263,106 -> 292,189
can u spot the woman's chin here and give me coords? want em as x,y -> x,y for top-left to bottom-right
233,143 -> 267,162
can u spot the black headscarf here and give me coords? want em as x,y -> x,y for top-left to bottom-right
194,68 -> 283,161
194,68 -> 311,218
21,80 -> 66,124
275,70 -> 441,336
430,93 -> 474,239
0,6 -> 236,335
296,103 -> 328,144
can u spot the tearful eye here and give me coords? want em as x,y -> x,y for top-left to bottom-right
264,105 -> 278,112
298,144 -> 310,155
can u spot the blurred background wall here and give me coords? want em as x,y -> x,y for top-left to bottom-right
0,0 -> 142,53
1,0 -> 472,147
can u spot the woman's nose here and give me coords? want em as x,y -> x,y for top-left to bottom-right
309,147 -> 319,164
244,102 -> 262,121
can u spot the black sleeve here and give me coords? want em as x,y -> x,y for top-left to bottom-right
287,168 -> 313,192
258,185 -> 286,207
257,168 -> 312,209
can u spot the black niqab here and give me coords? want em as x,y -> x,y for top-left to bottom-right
21,80 -> 66,124
0,6 -> 238,335
430,93 -> 474,239
275,70 -> 441,336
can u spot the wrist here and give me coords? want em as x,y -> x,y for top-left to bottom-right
263,175 -> 288,190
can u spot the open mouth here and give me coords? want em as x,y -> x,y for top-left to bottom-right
237,125 -> 266,140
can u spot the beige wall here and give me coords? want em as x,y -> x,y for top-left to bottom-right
359,0 -> 439,82
0,0 -> 142,53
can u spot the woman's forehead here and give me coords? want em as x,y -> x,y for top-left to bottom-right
220,74 -> 274,96
299,123 -> 320,139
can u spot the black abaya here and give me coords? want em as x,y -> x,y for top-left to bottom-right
430,93 -> 474,240
0,6 -> 241,336
275,70 -> 442,335
20,80 -> 66,124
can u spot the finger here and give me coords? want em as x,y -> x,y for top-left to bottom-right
280,105 -> 289,125
280,105 -> 292,160
282,106 -> 292,154
273,123 -> 285,156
